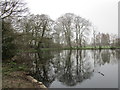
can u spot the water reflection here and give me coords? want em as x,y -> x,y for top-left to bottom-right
29,50 -> 56,87
29,50 -> 118,88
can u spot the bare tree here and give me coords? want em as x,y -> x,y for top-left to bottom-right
54,13 -> 92,48
101,33 -> 110,47
55,13 -> 75,48
25,14 -> 54,48
53,24 -> 62,44
35,14 -> 54,48
95,32 -> 101,48
12,14 -> 54,49
12,15 -> 34,49
74,16 -> 91,47
92,27 -> 97,48
0,0 -> 28,19
110,34 -> 118,47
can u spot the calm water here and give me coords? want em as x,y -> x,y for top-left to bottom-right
28,50 -> 119,88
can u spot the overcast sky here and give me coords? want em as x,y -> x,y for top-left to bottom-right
25,0 -> 119,34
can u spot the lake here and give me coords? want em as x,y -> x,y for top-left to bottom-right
28,49 -> 119,88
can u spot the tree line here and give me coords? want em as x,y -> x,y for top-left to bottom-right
1,0 -> 119,60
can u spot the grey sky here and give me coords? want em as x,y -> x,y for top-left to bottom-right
25,0 -> 118,34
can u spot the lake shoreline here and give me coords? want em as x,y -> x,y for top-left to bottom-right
2,49 -> 119,88
17,47 -> 120,53
2,62 -> 47,88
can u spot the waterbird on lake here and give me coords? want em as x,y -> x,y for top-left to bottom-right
92,69 -> 104,76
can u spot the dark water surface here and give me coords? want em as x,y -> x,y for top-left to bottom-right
28,50 -> 119,88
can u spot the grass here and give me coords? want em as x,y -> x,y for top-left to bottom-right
2,61 -> 28,76
16,46 -> 120,52
40,46 -> 120,50
2,62 -> 36,88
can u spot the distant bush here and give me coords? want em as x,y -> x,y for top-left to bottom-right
110,47 -> 115,49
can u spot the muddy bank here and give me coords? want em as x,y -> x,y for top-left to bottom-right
2,71 -> 47,88
2,61 -> 47,88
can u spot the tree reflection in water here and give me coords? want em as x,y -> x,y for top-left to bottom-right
29,50 -> 118,87
30,50 -> 55,87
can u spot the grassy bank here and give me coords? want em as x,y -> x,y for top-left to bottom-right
3,62 -> 30,88
3,61 -> 28,76
2,60 -> 38,88
37,46 -> 120,51
17,46 -> 120,52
